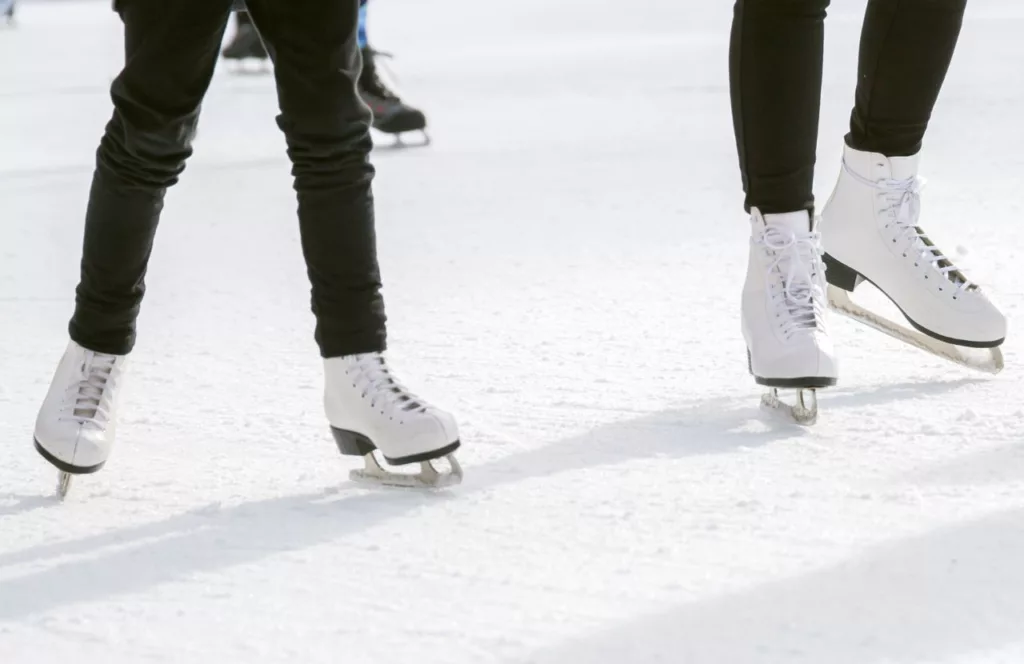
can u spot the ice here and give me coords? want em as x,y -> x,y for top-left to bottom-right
3,1 -> 1024,663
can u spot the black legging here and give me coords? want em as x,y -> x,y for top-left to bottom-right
72,0 -> 384,358
730,0 -> 968,214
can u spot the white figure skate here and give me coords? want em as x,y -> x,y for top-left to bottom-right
33,341 -> 127,499
325,352 -> 462,488
820,144 -> 1005,374
743,209 -> 837,425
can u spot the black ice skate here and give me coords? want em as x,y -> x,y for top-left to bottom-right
359,47 -> 430,147
221,16 -> 270,74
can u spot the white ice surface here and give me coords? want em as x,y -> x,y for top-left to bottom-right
3,1 -> 1024,662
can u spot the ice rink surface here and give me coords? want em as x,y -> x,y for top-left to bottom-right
3,1 -> 1024,662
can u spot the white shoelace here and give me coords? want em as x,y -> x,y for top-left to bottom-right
349,354 -> 428,415
843,160 -> 972,293
61,353 -> 117,427
761,225 -> 827,339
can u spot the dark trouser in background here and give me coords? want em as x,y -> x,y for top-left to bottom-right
71,0 -> 386,358
729,0 -> 968,214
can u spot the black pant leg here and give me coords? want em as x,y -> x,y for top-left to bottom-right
246,0 -> 385,358
847,0 -> 968,157
70,0 -> 234,355
729,0 -> 831,215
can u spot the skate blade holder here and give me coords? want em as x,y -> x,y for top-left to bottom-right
350,452 -> 463,489
56,472 -> 73,500
828,286 -> 1004,375
333,427 -> 463,489
396,131 -> 431,147
227,59 -> 271,75
760,388 -> 818,426
378,131 -> 431,150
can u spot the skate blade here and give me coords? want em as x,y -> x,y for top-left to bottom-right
378,131 -> 431,150
349,452 -> 463,489
828,286 -> 1004,375
56,472 -> 73,501
226,59 -> 271,75
761,388 -> 818,426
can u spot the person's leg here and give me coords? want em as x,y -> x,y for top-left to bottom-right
244,0 -> 383,358
731,0 -> 836,419
36,0 -> 235,480
820,0 -> 1005,353
244,0 -> 461,484
71,0 -> 234,355
730,0 -> 830,215
848,0 -> 967,157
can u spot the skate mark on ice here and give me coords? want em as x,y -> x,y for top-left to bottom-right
814,377 -> 985,410
0,494 -> 58,518
0,379 -> 979,620
0,144 -> 412,189
902,441 -> 1024,489
0,490 -> 448,621
515,508 -> 1024,664
0,84 -> 112,101
661,378 -> 982,423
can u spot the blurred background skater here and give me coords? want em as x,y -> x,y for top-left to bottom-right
222,0 -> 429,144
2,0 -> 16,25
220,7 -> 268,71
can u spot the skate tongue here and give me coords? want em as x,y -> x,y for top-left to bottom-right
763,211 -> 812,234
889,153 -> 921,182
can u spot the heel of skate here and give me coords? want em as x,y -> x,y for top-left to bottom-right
331,428 -> 377,456
331,427 -> 463,489
823,253 -> 863,292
